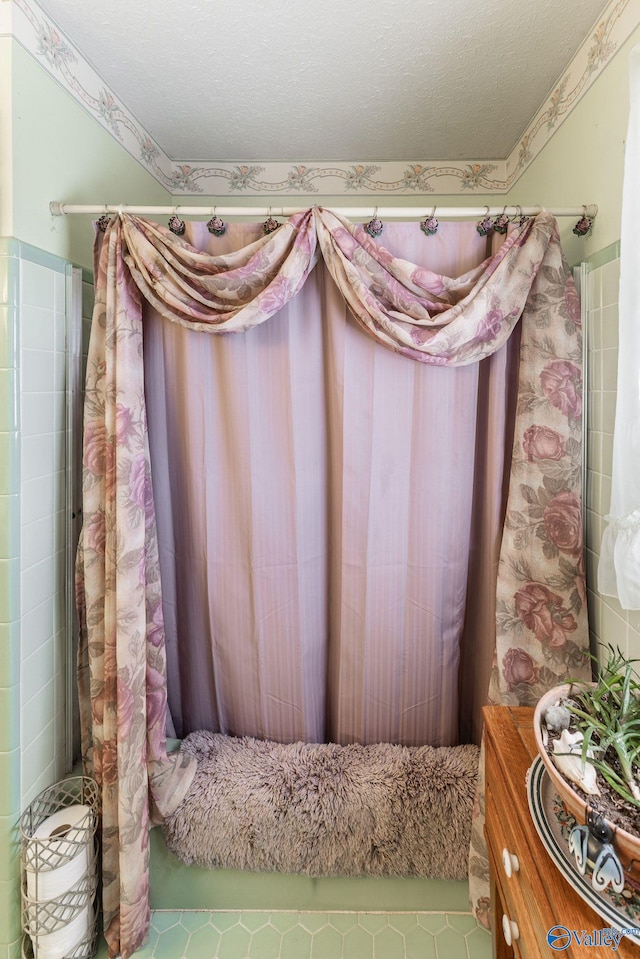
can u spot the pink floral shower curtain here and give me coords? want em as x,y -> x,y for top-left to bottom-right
77,208 -> 589,957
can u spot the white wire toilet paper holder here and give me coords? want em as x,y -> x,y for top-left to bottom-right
20,777 -> 100,959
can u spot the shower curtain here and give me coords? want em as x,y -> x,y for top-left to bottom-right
144,218 -> 514,749
76,208 -> 589,957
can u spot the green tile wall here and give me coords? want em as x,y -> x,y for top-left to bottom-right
150,828 -> 471,914
0,239 -> 77,957
0,242 -> 21,955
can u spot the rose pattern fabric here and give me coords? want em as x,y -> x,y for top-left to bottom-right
468,220 -> 590,925
522,424 -> 565,462
543,491 -> 583,555
502,647 -> 540,691
77,209 -> 589,954
514,582 -> 578,647
540,358 -> 583,420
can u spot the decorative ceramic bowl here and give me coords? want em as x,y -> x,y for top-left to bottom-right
533,684 -> 640,895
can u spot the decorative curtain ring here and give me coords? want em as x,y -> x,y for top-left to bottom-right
514,204 -> 530,227
97,204 -> 111,232
207,206 -> 226,236
476,206 -> 493,236
420,206 -> 439,237
573,205 -> 593,237
263,207 -> 280,235
168,207 -> 186,235
493,206 -> 510,235
365,206 -> 383,238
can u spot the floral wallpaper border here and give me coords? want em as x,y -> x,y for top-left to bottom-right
5,0 -> 637,195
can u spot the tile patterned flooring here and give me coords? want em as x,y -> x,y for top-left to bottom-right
96,910 -> 492,958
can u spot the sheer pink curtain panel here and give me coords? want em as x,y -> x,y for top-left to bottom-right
144,219 -> 509,749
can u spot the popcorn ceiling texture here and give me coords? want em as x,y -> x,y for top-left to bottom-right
36,0 -> 609,161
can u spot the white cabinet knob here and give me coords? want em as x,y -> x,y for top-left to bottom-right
502,847 -> 520,878
502,914 -> 520,946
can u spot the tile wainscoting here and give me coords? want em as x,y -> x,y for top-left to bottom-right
583,246 -> 640,660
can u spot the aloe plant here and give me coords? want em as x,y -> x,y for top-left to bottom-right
565,645 -> 640,808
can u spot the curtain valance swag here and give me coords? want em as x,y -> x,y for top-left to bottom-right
119,206 -> 549,362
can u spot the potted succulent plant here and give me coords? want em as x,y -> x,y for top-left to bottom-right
533,646 -> 640,895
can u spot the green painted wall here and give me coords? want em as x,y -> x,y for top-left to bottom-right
11,42 -> 170,270
506,24 -> 640,265
0,38 -> 12,238
190,193 -> 509,217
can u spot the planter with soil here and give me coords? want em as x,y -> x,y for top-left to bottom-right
533,649 -> 640,897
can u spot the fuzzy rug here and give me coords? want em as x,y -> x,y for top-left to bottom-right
161,730 -> 479,880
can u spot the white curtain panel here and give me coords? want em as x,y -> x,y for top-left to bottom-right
598,43 -> 640,610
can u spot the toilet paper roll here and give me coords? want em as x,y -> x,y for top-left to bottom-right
25,804 -> 94,901
29,902 -> 92,959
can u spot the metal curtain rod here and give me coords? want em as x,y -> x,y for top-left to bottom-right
49,202 -> 599,220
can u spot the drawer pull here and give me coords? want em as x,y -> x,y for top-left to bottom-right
502,914 -> 520,946
502,847 -> 520,878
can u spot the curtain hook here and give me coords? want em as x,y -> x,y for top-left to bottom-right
168,206 -> 186,235
207,204 -> 226,236
365,206 -> 383,238
263,206 -> 280,235
476,206 -> 493,236
514,204 -> 530,227
97,204 -> 111,232
573,205 -> 593,237
420,205 -> 439,236
493,205 -> 510,234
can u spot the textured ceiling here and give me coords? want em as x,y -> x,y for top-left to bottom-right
36,0 -> 610,162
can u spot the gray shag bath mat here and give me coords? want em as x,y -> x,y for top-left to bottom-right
161,731 -> 479,880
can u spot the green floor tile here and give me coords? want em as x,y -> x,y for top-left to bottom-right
298,912 -> 329,934
404,926 -> 437,959
188,924 -> 220,959
131,939 -> 157,959
280,926 -> 313,959
216,924 -> 251,959
416,913 -> 448,934
310,924 -> 343,959
145,926 -> 161,950
373,924 -> 405,959
328,912 -> 359,933
127,908 -> 489,958
269,912 -> 300,934
465,925 -> 493,959
249,924 -> 282,959
156,923 -> 190,957
239,911 -> 271,932
446,912 -> 479,934
210,913 -> 243,933
342,925 -> 374,958
358,912 -> 388,934
152,911 -> 182,933
179,912 -> 214,933
386,914 -> 418,935
434,925 -> 469,959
